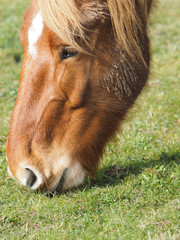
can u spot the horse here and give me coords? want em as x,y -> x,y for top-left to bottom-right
6,0 -> 155,192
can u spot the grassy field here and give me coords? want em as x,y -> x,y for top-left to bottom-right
0,0 -> 179,239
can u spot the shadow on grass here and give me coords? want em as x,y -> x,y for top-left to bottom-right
43,151 -> 180,197
91,151 -> 180,188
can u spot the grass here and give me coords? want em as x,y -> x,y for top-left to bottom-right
0,0 -> 180,239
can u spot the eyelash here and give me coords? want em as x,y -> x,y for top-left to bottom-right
60,48 -> 79,60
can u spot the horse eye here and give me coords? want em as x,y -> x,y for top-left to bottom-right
61,47 -> 78,60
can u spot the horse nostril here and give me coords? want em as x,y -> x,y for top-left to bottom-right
25,168 -> 37,188
54,167 -> 69,193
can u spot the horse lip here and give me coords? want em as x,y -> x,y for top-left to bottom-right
54,168 -> 69,193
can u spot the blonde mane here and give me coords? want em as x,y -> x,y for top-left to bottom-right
33,0 -> 154,60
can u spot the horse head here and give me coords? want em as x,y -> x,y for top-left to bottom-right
6,0 -> 154,192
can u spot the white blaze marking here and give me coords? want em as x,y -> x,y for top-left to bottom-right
28,12 -> 43,59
